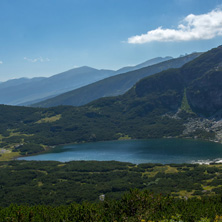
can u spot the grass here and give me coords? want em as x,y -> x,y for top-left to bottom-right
175,190 -> 195,198
165,165 -> 179,173
38,181 -> 43,187
207,164 -> 222,168
36,170 -> 48,175
0,151 -> 20,161
181,88 -> 193,113
3,129 -> 34,138
8,131 -> 33,138
118,135 -> 132,140
202,185 -> 222,191
0,130 -> 36,160
142,165 -> 178,178
36,114 -> 61,123
58,163 -> 66,167
205,178 -> 214,183
117,133 -> 132,140
0,131 -> 33,147
142,170 -> 158,178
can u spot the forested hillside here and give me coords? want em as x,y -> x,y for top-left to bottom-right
1,161 -> 222,206
1,46 -> 222,160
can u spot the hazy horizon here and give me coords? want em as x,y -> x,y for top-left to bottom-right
0,0 -> 222,81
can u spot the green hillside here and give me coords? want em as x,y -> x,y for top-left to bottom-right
0,46 -> 222,160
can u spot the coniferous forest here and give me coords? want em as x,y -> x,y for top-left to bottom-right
0,161 -> 222,221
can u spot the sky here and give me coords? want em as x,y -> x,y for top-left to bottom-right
0,0 -> 222,81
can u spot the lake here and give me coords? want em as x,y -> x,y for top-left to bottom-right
18,138 -> 222,164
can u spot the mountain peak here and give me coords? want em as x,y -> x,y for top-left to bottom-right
77,66 -> 97,70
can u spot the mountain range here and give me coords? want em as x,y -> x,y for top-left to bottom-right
0,45 -> 222,154
0,56 -> 172,106
32,53 -> 201,107
0,67 -> 115,105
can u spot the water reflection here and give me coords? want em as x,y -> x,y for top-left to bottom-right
18,139 -> 222,164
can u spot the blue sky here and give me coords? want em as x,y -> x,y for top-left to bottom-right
0,0 -> 222,81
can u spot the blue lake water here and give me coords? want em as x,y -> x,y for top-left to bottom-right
18,139 -> 222,164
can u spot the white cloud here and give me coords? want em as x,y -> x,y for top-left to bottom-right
0,61 -> 2,64
24,56 -> 50,63
128,8 -> 222,44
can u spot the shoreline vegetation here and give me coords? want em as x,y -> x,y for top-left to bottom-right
13,136 -> 222,163
0,134 -> 221,162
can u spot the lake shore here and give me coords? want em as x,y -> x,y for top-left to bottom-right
17,138 -> 222,165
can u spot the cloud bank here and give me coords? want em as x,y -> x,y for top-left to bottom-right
128,8 -> 222,44
24,57 -> 50,63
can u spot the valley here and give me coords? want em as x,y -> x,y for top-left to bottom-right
0,46 -> 222,161
0,45 -> 222,221
2,1 -> 222,221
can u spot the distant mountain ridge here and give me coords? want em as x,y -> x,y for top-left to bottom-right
0,77 -> 46,89
115,56 -> 173,74
0,56 -> 172,106
33,53 -> 201,108
0,66 -> 115,105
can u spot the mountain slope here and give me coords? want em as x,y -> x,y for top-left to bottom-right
0,66 -> 115,105
115,56 -> 173,74
0,57 -> 173,106
33,53 -> 201,107
1,46 -> 222,155
0,77 -> 46,89
20,56 -> 173,106
116,45 -> 222,117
